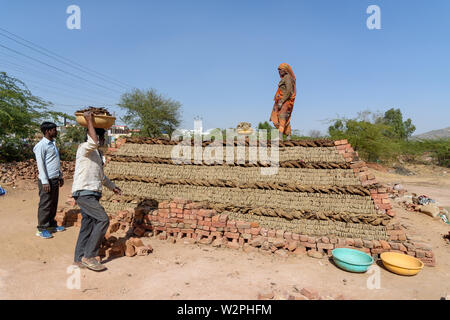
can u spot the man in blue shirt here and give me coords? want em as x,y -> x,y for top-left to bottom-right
33,122 -> 65,239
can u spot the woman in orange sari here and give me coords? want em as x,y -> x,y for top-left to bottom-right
270,63 -> 296,140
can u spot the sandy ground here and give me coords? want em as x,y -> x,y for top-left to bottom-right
0,165 -> 449,300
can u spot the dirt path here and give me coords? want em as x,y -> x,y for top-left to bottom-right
0,171 -> 449,300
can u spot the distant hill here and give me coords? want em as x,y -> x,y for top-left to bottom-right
411,127 -> 450,140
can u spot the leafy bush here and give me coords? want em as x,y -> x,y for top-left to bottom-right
0,137 -> 34,162
400,139 -> 450,167
328,118 -> 400,162
327,110 -> 449,167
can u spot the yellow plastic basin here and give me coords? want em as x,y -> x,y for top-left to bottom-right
75,113 -> 116,129
380,252 -> 424,276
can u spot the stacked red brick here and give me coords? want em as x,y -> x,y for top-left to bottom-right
335,140 -> 394,217
141,198 -> 435,266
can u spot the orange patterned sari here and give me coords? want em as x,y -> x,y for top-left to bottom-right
270,63 -> 296,136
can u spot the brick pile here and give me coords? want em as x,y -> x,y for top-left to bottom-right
99,204 -> 154,260
386,186 -> 408,198
103,137 -> 394,243
74,137 -> 438,266
56,196 -> 82,227
143,198 -> 435,266
54,195 -> 436,266
55,196 -> 154,260
335,140 -> 394,217
0,159 -> 75,186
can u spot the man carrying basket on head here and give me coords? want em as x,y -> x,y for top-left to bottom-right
72,111 -> 122,271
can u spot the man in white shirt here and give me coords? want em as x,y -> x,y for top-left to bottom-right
72,112 -> 122,271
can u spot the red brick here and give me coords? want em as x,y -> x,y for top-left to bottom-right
158,201 -> 169,209
224,232 -> 239,239
398,234 -> 407,241
169,203 -> 178,209
317,243 -> 334,250
386,210 -> 395,217
250,236 -> 265,247
257,291 -> 274,300
158,209 -> 169,215
301,242 -> 317,249
345,238 -> 355,246
199,209 -> 214,217
250,222 -> 259,228
415,250 -> 426,258
363,240 -> 373,249
286,241 -> 298,252
293,246 -> 306,255
354,239 -> 363,248
419,257 -> 436,267
226,241 -> 240,250
300,287 -> 319,300
212,221 -> 226,228
236,221 -> 251,229
227,221 -> 236,227
379,240 -> 391,250
321,237 -> 330,244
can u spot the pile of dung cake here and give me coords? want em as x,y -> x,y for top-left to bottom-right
97,137 -> 436,266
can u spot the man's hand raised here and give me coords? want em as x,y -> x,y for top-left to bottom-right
83,111 -> 94,123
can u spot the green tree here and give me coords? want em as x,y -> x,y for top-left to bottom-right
119,88 -> 181,137
62,125 -> 86,144
0,72 -> 72,161
378,108 -> 416,140
257,121 -> 275,140
0,72 -> 49,138
328,112 -> 399,162
0,72 -> 71,137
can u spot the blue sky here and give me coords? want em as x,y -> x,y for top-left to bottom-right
1,0 -> 449,135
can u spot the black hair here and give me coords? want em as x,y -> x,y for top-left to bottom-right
95,128 -> 106,137
40,122 -> 57,134
84,128 -> 107,142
